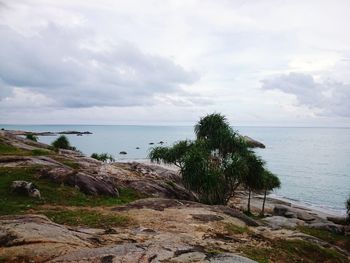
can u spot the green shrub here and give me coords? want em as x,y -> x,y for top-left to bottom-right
91,153 -> 115,162
149,113 -> 268,205
51,135 -> 74,150
25,134 -> 38,142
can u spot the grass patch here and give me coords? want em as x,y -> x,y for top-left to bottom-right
0,167 -> 142,215
241,239 -> 349,263
0,139 -> 28,155
43,209 -> 131,228
298,226 -> 350,252
225,223 -> 252,235
61,160 -> 80,169
31,149 -> 53,156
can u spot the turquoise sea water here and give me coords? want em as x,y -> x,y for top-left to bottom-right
2,125 -> 349,215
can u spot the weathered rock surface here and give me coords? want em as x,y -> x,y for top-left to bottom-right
67,172 -> 119,197
0,215 -> 93,262
0,202 -> 260,263
263,216 -> 305,229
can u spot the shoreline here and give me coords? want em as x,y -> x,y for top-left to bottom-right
116,158 -> 347,218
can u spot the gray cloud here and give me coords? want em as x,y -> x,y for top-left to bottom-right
261,73 -> 350,117
0,24 -> 199,108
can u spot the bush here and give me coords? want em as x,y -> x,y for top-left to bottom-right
51,135 -> 73,150
149,113 -> 267,205
26,134 -> 38,142
91,153 -> 115,163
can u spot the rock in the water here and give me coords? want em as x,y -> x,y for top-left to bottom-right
119,151 -> 127,155
11,180 -> 41,198
67,172 -> 119,197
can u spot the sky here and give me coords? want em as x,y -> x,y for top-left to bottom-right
0,0 -> 350,126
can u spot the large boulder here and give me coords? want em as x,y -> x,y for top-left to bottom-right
67,172 -> 119,197
0,214 -> 93,262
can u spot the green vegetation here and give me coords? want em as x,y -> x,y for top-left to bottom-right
149,113 -> 279,206
91,152 -> 115,162
0,139 -> 27,155
25,134 -> 38,142
298,226 -> 350,252
260,170 -> 281,216
225,223 -> 252,235
31,149 -> 52,156
51,135 -> 76,150
0,167 -> 141,215
242,239 -> 348,263
43,209 -> 131,228
61,160 -> 80,169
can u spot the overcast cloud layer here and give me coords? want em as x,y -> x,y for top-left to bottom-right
1,0 -> 350,126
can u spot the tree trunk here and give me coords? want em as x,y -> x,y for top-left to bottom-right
247,189 -> 251,213
261,190 -> 267,217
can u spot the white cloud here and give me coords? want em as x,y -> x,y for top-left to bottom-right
262,73 -> 350,117
1,0 -> 350,125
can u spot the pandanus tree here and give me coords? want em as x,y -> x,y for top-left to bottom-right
260,170 -> 281,216
241,150 -> 265,213
149,113 -> 271,205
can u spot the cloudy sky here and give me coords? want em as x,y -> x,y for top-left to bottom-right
1,0 -> 350,126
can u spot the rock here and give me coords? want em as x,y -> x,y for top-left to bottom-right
67,172 -> 119,197
327,216 -> 348,225
0,215 -> 93,262
136,147 -> 140,149
242,136 -> 265,149
285,211 -> 297,218
11,180 -> 41,198
191,214 -> 224,222
149,142 -> 154,145
273,205 -> 291,216
308,222 -> 345,234
297,211 -> 315,222
41,166 -> 75,183
263,216 -> 305,229
119,151 -> 127,155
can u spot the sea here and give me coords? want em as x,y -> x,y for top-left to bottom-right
1,124 -> 349,216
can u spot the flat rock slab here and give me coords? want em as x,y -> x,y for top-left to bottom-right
191,214 -> 224,222
50,243 -> 257,263
263,216 -> 305,229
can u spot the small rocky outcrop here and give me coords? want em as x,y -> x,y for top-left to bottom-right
67,172 -> 119,197
11,180 -> 41,198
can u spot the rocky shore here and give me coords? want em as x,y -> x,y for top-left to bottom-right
0,130 -> 349,262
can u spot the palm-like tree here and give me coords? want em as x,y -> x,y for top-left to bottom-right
149,113 -> 269,206
260,170 -> 281,216
242,150 -> 265,214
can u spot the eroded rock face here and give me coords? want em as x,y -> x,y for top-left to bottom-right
0,202 -> 259,263
67,172 -> 119,197
105,162 -> 198,201
0,215 -> 93,262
